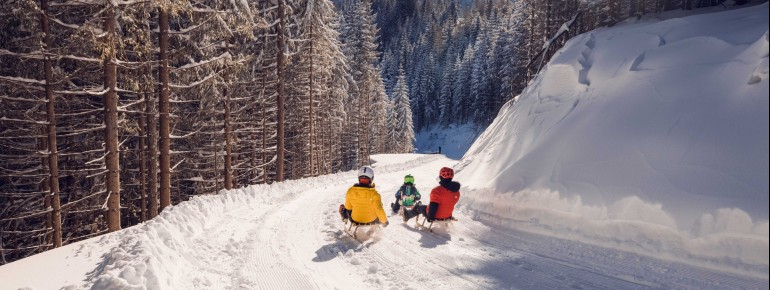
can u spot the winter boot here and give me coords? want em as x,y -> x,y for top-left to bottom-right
403,206 -> 418,222
391,202 -> 400,213
339,204 -> 349,221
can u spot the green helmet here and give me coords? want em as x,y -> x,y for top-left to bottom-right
404,174 -> 415,184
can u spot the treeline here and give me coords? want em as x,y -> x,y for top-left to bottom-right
371,0 -> 742,131
0,0 -> 414,264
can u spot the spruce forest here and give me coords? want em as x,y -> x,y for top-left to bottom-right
0,0 -> 732,265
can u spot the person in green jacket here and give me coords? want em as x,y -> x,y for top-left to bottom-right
391,174 -> 421,213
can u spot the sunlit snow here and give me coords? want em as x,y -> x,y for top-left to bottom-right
0,4 -> 767,290
457,2 -> 769,277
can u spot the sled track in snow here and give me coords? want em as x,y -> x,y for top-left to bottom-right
249,199 -> 317,290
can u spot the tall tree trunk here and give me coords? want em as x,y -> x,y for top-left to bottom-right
259,2 -> 268,185
308,35 -> 315,177
251,103 -> 258,184
224,87 -> 232,190
276,0 -> 286,182
139,91 -> 147,222
214,148 -> 219,193
40,0 -> 62,247
326,102 -> 332,174
158,8 -> 171,209
104,6 -> 121,232
38,135 -> 51,247
262,104 -> 268,184
223,40 -> 233,189
147,74 -> 159,218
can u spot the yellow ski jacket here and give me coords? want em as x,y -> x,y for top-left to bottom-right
344,184 -> 388,224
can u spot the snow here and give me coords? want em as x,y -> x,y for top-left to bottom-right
1,5 -> 769,290
457,3 -> 769,278
369,153 -> 426,167
414,123 -> 483,159
0,76 -> 45,85
0,154 -> 766,289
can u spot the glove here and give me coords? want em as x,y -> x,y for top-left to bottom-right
382,221 -> 389,228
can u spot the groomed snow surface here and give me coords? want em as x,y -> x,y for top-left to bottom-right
1,154 -> 766,290
458,2 -> 769,281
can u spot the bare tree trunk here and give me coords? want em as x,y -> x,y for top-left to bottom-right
39,0 -> 63,247
139,91 -> 147,222
259,2 -> 268,185
327,102 -> 332,174
308,34 -> 315,177
39,134 -> 51,247
276,0 -> 286,182
224,40 -> 234,190
104,7 -> 121,232
224,88 -> 232,190
250,104 -> 259,184
214,148 -> 219,194
147,75 -> 159,218
261,104 -> 268,184
158,8 -> 171,209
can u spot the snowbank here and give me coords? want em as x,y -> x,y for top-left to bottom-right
456,4 -> 769,278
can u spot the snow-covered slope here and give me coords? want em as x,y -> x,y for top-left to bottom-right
2,154 -> 766,290
457,3 -> 769,277
414,123 -> 483,159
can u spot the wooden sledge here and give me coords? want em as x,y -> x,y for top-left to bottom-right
415,215 -> 458,233
343,219 -> 382,241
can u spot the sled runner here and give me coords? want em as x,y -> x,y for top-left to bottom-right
343,219 -> 382,241
415,216 -> 457,233
339,204 -> 382,241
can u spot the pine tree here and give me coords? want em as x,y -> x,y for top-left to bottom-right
343,0 -> 387,165
453,44 -> 474,124
287,0 -> 349,177
389,69 -> 415,153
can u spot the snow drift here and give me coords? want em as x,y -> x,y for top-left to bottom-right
456,4 -> 769,277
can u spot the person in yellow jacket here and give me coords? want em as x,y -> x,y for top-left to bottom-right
338,166 -> 389,227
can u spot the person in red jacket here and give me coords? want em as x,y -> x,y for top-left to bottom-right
403,167 -> 460,222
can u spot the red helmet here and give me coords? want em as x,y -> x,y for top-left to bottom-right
439,167 -> 454,179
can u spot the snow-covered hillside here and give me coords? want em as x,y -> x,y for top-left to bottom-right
414,123 -> 483,159
457,3 -> 769,278
2,154 -> 766,290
